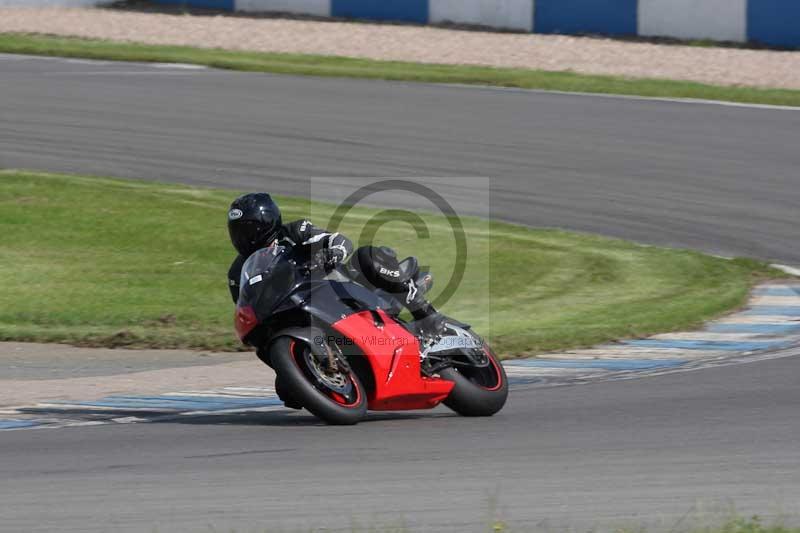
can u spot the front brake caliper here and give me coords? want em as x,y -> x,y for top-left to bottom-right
319,342 -> 351,374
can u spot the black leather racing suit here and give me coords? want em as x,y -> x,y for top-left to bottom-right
227,219 -> 353,303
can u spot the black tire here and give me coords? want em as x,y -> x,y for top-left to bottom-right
270,337 -> 367,425
440,346 -> 508,417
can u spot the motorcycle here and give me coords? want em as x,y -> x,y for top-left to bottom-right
234,244 -> 508,425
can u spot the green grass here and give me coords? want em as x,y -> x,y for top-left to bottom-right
1,33 -> 800,107
202,514 -> 800,532
688,517 -> 800,533
0,170 -> 785,355
281,514 -> 800,533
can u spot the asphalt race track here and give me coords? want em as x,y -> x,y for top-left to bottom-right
1,55 -> 799,263
1,55 -> 799,531
2,350 -> 800,532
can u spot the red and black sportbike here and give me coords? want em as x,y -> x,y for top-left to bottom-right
234,245 -> 508,425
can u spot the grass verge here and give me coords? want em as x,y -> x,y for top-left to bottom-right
1,33 -> 800,107
295,515 -> 800,533
0,170 -> 785,355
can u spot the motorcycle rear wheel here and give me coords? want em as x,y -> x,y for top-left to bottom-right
440,346 -> 508,417
270,337 -> 367,425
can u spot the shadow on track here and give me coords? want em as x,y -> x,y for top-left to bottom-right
153,410 -> 456,427
14,404 -> 457,429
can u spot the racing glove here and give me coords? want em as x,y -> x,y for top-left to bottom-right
322,247 -> 346,271
307,247 -> 346,273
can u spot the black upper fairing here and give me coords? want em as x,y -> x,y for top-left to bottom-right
237,245 -> 398,345
291,279 -> 393,324
238,246 -> 297,319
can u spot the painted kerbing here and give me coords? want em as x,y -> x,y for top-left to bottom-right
3,283 -> 799,431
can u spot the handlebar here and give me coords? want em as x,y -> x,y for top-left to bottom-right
300,250 -> 328,275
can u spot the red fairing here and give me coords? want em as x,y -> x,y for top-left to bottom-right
332,310 -> 454,411
234,305 -> 258,341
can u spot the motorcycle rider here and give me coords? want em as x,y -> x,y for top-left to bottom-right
226,192 -> 353,303
227,192 -> 443,323
227,191 -> 445,346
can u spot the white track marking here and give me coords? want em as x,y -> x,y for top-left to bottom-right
751,295 -> 800,305
43,70 -> 213,76
538,349 -> 730,360
717,315 -> 800,324
648,332 -> 793,341
773,264 -> 800,277
62,58 -> 111,66
151,63 -> 207,70
442,83 -> 800,111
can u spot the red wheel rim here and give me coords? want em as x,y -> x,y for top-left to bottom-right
479,349 -> 504,392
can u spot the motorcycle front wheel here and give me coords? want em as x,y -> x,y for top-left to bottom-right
439,345 -> 508,417
270,337 -> 367,425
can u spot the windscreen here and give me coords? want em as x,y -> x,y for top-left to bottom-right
237,246 -> 296,317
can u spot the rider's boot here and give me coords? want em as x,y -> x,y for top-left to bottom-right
258,346 -> 304,409
275,375 -> 303,410
405,281 -> 447,338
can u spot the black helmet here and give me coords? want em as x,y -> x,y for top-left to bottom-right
227,193 -> 282,257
